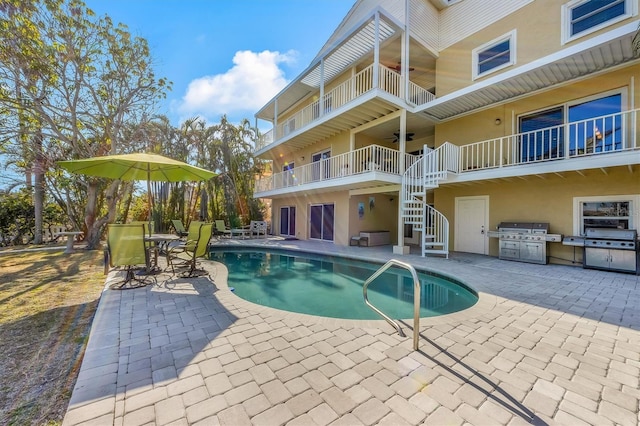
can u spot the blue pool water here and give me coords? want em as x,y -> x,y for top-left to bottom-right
209,249 -> 478,320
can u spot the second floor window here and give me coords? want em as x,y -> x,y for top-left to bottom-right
473,31 -> 515,79
563,0 -> 630,43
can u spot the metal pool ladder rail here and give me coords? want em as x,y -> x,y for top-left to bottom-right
363,259 -> 420,350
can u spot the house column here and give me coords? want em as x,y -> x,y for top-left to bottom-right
394,110 -> 410,255
320,58 -> 325,116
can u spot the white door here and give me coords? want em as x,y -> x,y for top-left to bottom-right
455,196 -> 489,254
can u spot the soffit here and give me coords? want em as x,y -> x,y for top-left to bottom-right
419,23 -> 639,121
255,13 -> 399,122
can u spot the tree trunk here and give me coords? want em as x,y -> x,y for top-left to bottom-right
33,129 -> 44,244
83,180 -> 120,249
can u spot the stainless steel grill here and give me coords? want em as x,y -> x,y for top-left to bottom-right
583,228 -> 639,274
488,222 -> 562,265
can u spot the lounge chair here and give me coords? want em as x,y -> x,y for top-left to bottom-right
171,219 -> 189,238
214,220 -> 232,238
105,223 -> 152,289
167,222 -> 213,277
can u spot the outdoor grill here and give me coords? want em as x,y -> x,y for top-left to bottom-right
488,222 -> 562,265
583,228 -> 639,274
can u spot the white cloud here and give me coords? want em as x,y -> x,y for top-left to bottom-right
177,50 -> 296,123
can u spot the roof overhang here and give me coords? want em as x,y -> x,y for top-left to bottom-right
417,21 -> 640,121
255,10 -> 401,123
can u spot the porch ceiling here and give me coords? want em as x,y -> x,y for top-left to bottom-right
255,13 -> 400,122
258,176 -> 401,200
260,96 -> 401,159
419,22 -> 640,121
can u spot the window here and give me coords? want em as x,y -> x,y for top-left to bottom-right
282,162 -> 295,187
519,107 -> 565,162
568,93 -> 622,154
472,31 -> 516,79
563,0 -> 632,43
517,89 -> 625,161
573,195 -> 638,235
311,149 -> 331,181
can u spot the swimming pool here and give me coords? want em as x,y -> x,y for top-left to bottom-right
209,249 -> 478,320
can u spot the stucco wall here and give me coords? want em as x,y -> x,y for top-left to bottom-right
436,66 -> 639,147
348,194 -> 399,245
436,0 -> 639,97
435,167 -> 640,264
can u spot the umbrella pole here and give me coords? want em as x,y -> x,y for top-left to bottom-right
147,166 -> 153,236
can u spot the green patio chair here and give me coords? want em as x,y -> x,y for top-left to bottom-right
105,223 -> 152,289
214,220 -> 232,238
171,219 -> 189,238
167,222 -> 213,277
131,220 -> 154,236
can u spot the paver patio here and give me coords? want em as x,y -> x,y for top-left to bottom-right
63,238 -> 640,425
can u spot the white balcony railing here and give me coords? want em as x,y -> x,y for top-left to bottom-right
458,109 -> 639,172
255,144 -> 419,193
255,64 -> 435,151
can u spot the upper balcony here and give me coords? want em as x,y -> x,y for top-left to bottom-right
255,64 -> 434,154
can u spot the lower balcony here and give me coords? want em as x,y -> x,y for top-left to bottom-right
256,109 -> 640,198
452,108 -> 640,179
255,145 -> 418,198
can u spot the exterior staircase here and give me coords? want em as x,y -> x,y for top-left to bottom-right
401,143 -> 458,257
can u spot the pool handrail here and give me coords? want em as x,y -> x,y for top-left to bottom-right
362,259 -> 420,350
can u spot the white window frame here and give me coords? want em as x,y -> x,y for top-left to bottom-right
561,0 -> 636,45
572,194 -> 640,235
472,30 -> 516,80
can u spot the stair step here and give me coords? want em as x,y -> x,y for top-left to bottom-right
423,249 -> 449,256
424,241 -> 445,248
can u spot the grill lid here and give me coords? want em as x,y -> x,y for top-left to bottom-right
497,222 -> 549,232
585,228 -> 637,241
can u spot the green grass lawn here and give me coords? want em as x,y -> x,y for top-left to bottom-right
0,248 -> 105,425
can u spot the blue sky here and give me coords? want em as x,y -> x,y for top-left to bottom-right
85,0 -> 355,126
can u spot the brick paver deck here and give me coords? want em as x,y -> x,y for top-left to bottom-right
63,238 -> 640,425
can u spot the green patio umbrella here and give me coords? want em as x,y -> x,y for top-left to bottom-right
58,153 -> 216,231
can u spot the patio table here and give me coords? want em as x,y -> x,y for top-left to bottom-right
145,233 -> 181,271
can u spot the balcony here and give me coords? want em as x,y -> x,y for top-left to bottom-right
456,109 -> 639,174
255,145 -> 419,197
255,64 -> 434,152
256,110 -> 640,198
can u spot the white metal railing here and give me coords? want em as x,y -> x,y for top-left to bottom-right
254,145 -> 419,193
459,109 -> 639,172
408,80 -> 435,105
422,204 -> 449,258
255,64 -> 435,151
363,259 -> 420,350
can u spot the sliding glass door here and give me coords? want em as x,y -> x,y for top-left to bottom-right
279,206 -> 296,237
309,203 -> 334,241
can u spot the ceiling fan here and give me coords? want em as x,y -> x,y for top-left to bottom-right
389,131 -> 415,143
386,62 -> 415,72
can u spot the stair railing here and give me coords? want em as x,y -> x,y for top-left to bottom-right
363,259 -> 421,350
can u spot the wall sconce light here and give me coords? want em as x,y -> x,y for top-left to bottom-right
300,156 -> 305,161
495,118 -> 502,125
